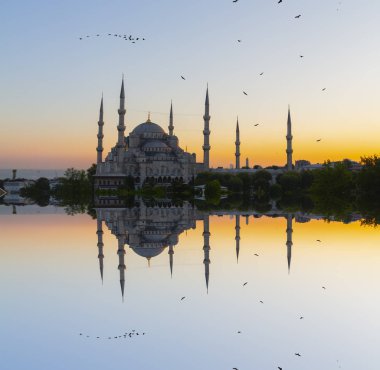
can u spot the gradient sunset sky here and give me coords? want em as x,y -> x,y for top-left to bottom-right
1,0 -> 379,169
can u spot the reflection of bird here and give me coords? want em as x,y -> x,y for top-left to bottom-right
243,282 -> 248,286
181,76 -> 186,80
295,353 -> 301,357
181,296 -> 186,300
243,91 -> 248,95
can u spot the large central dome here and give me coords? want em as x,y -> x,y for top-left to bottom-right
132,120 -> 165,135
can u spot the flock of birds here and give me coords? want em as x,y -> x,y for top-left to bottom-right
79,33 -> 145,44
178,240 -> 329,370
79,329 -> 145,340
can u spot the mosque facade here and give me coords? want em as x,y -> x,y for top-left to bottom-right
94,79 -> 211,189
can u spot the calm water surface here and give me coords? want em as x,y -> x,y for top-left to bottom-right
1,203 -> 379,370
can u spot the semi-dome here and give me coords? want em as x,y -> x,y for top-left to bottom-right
142,140 -> 171,152
132,121 -> 165,135
131,246 -> 165,258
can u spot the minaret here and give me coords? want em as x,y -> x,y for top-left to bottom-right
235,117 -> 241,169
203,215 -> 211,292
203,86 -> 211,170
117,78 -> 126,164
96,217 -> 104,282
168,244 -> 174,277
235,215 -> 241,262
286,106 -> 293,171
117,234 -> 126,300
97,96 -> 104,164
286,213 -> 293,273
168,101 -> 174,136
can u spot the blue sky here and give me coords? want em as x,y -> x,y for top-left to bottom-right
1,0 -> 379,168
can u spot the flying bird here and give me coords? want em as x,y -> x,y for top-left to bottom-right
295,14 -> 301,18
300,55 -> 304,58
260,72 -> 264,75
243,282 -> 248,286
237,40 -> 242,43
278,367 -> 283,370
295,353 -> 301,357
232,0 -> 238,2
243,91 -> 248,95
237,331 -> 241,334
181,76 -> 186,80
259,300 -> 264,304
278,0 -> 282,3
322,88 -> 326,91
300,316 -> 304,319
316,139 -> 322,142
181,296 -> 186,300
322,286 -> 326,290
316,239 -> 322,242
254,124 -> 259,126
254,253 -> 259,256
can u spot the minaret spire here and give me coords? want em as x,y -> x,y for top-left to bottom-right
117,77 -> 126,164
168,245 -> 174,278
235,215 -> 241,263
286,213 -> 293,273
203,215 -> 211,293
202,85 -> 211,170
235,117 -> 241,169
286,106 -> 293,171
117,234 -> 126,300
96,96 -> 104,164
168,101 -> 174,136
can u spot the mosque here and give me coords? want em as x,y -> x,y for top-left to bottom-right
94,78 -> 295,189
94,78 -> 211,189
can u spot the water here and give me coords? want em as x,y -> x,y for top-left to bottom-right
1,203 -> 379,370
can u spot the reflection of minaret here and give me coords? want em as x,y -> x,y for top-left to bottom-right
203,215 -> 211,292
286,106 -> 293,171
12,205 -> 16,214
203,86 -> 211,170
96,218 -> 104,282
168,101 -> 174,136
235,117 -> 240,169
286,214 -> 293,273
168,244 -> 174,277
117,234 -> 126,300
235,215 -> 241,262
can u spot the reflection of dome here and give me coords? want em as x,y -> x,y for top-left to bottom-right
132,121 -> 165,135
131,247 -> 165,258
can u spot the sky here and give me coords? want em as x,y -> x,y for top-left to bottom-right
0,0 -> 379,169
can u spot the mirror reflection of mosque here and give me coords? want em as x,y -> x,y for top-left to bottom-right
95,200 -> 295,299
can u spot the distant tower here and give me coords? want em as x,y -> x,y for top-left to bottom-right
235,117 -> 241,169
97,96 -> 104,164
235,215 -> 241,262
203,86 -> 211,170
117,78 -> 126,164
286,106 -> 293,171
286,214 -> 293,273
203,215 -> 211,292
168,101 -> 174,136
96,218 -> 104,282
117,234 -> 126,300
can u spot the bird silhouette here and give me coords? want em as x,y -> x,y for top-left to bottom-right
181,76 -> 186,80
316,139 -> 322,142
316,239 -> 322,242
243,91 -> 248,95
259,300 -> 264,304
237,331 -> 241,334
260,72 -> 264,75
254,253 -> 259,256
278,367 -> 283,370
322,88 -> 326,91
300,316 -> 304,319
295,353 -> 301,357
232,0 -> 238,3
233,368 -> 238,370
254,124 -> 259,126
295,15 -> 301,18
243,282 -> 248,286
278,0 -> 282,3
322,286 -> 326,290
237,40 -> 242,43
181,296 -> 186,300
300,55 -> 304,58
